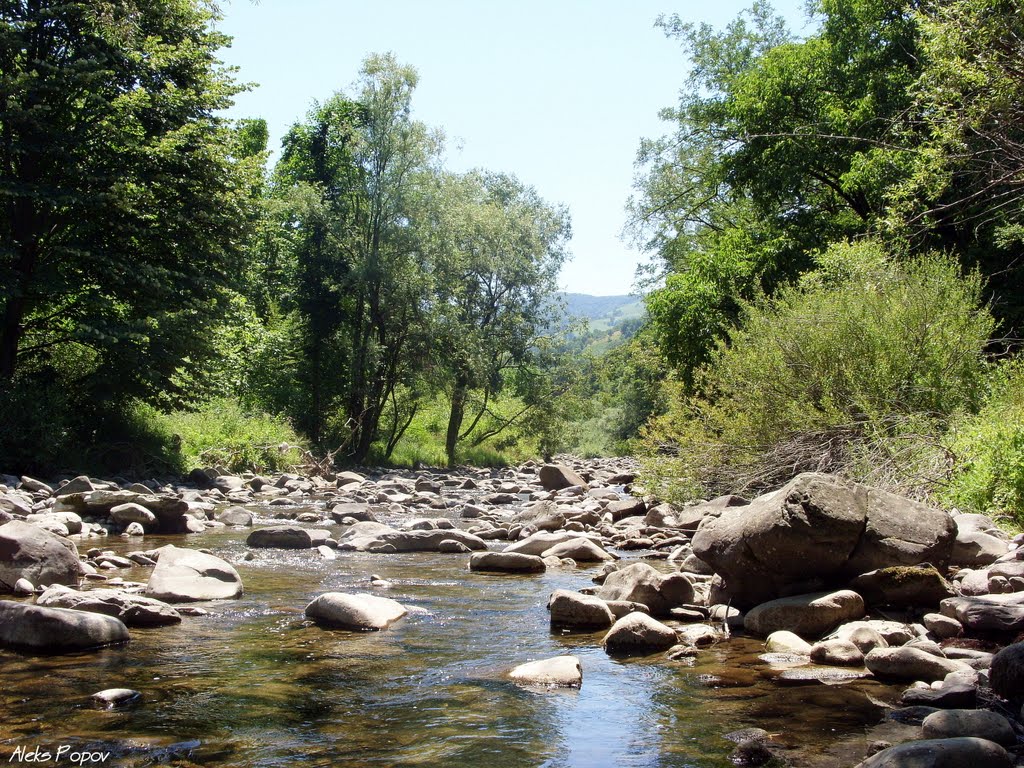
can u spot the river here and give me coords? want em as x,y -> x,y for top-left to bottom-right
0,506 -> 915,767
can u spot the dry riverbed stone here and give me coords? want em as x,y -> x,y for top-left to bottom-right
743,590 -> 866,638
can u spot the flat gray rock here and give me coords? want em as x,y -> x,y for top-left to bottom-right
37,585 -> 181,626
0,600 -> 129,652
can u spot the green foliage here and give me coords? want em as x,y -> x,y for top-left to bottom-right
377,394 -> 538,468
640,242 -> 994,501
155,399 -> 305,474
0,0 -> 255,397
940,362 -> 1024,525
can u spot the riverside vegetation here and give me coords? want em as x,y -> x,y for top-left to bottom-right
3,0 -> 1024,766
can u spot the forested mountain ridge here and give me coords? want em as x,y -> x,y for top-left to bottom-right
560,293 -> 645,327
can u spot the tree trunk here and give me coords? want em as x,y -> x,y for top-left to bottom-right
445,377 -> 468,467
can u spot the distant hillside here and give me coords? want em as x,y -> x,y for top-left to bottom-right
560,292 -> 645,332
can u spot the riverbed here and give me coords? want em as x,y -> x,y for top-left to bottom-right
0,515 -> 914,767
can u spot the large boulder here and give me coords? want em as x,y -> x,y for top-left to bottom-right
854,737 -> 1011,768
508,656 -> 582,688
743,590 -> 865,638
596,562 -> 694,617
0,600 -> 129,652
145,545 -> 243,602
305,592 -> 407,631
538,464 -> 589,491
247,526 -> 330,549
36,585 -> 181,627
602,612 -> 677,655
0,520 -> 81,592
469,552 -> 546,574
864,646 -> 972,682
692,473 -> 956,608
548,589 -> 615,629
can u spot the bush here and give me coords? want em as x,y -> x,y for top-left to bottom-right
640,241 -> 995,502
375,394 -> 539,468
156,399 -> 306,474
939,361 -> 1024,525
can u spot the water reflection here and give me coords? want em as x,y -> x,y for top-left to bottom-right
0,526 -> 905,767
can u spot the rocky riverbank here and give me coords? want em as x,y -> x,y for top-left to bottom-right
2,459 -> 1024,766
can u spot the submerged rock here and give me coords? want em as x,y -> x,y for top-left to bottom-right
91,688 -> 142,710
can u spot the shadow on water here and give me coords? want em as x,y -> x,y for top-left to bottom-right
0,527 -> 906,767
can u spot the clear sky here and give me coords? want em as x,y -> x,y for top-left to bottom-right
216,0 -> 810,296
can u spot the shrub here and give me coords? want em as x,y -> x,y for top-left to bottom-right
640,241 -> 995,502
156,398 -> 306,474
939,361 -> 1024,525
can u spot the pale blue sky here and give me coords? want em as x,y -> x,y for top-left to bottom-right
216,0 -> 810,296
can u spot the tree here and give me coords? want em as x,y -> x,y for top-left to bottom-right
425,171 -> 570,466
885,0 -> 1024,333
629,0 -> 925,384
265,54 -> 441,462
271,95 -> 363,444
0,0 -> 254,464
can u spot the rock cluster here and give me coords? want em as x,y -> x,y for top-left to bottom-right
5,460 -> 1024,765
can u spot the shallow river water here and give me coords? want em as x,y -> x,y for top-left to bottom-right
0,518 -> 914,768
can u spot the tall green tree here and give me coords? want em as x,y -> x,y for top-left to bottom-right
0,0 -> 254,466
266,54 -> 441,462
343,53 -> 441,462
426,170 -> 570,466
630,0 -> 925,384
